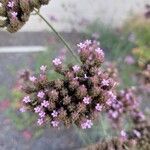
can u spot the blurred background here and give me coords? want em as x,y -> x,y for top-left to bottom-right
0,0 -> 150,149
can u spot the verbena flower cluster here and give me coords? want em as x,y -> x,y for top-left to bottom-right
0,0 -> 50,32
107,88 -> 139,125
20,40 -> 117,129
107,86 -> 150,148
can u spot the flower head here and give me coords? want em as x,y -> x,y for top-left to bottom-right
72,65 -> 80,72
20,40 -> 117,129
81,119 -> 93,129
37,91 -> 45,99
95,48 -> 104,56
1,0 -> 51,33
83,96 -> 91,104
29,76 -> 36,82
133,130 -> 141,138
37,118 -> 44,126
7,1 -> 15,8
51,110 -> 58,118
95,104 -> 102,111
41,100 -> 49,108
19,107 -> 26,113
120,130 -> 127,138
101,79 -> 109,86
23,96 -> 31,103
40,65 -> 47,72
51,121 -> 59,127
34,106 -> 41,113
39,111 -> 45,118
11,12 -> 18,19
52,58 -> 62,66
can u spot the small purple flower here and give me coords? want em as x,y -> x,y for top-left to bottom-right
84,40 -> 92,46
107,91 -> 116,100
51,110 -> 58,118
72,65 -> 80,72
51,121 -> 59,127
39,111 -> 45,118
29,76 -> 36,82
40,65 -> 47,72
7,1 -> 14,8
23,96 -> 31,103
81,119 -> 93,129
37,91 -> 45,99
37,118 -> 44,126
52,58 -> 62,66
95,48 -> 104,56
77,43 -> 86,49
124,55 -> 135,65
86,119 -> 93,128
120,130 -> 127,138
34,106 -> 41,113
138,112 -> 146,120
81,122 -> 87,129
11,11 -> 18,19
83,96 -> 91,104
101,79 -> 109,86
95,104 -> 102,111
111,111 -> 119,119
41,100 -> 49,108
92,33 -> 100,39
19,107 -> 26,113
106,98 -> 114,106
133,130 -> 141,138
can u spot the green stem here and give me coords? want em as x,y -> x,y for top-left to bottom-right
34,9 -> 80,63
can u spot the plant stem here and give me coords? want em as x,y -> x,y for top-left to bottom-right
34,9 -> 80,63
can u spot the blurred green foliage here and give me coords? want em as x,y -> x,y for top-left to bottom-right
85,21 -> 135,60
124,17 -> 150,66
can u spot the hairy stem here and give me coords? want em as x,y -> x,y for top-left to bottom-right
34,9 -> 80,63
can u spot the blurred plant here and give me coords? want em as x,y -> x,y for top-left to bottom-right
124,16 -> 150,67
137,62 -> 150,93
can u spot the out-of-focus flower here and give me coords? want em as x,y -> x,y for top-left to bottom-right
19,107 -> 26,113
37,91 -> 45,99
29,76 -> 36,82
124,55 -> 135,65
51,121 -> 59,127
23,96 -> 31,103
37,118 -> 44,126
